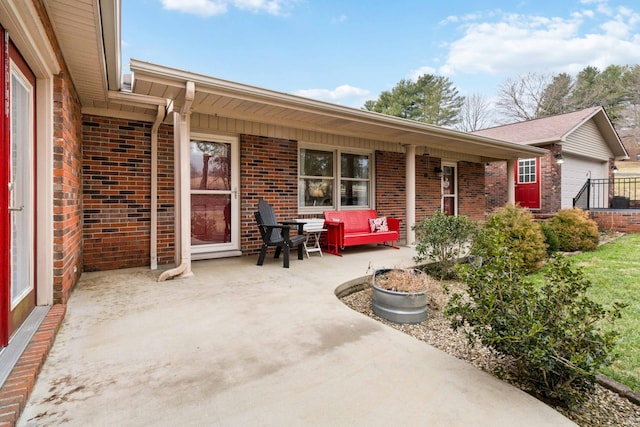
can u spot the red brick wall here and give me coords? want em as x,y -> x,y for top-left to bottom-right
415,155 -> 442,220
240,135 -> 299,254
485,161 -> 507,212
486,150 -> 561,216
375,153 -> 486,237
539,145 -> 561,214
458,161 -> 486,222
52,71 -> 82,304
589,211 -> 640,233
29,0 -> 84,303
156,125 -> 176,265
375,151 -> 406,239
82,115 -> 174,271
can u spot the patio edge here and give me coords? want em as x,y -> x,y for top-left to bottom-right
0,305 -> 66,427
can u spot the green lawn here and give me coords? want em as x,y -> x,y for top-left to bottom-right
543,234 -> 640,392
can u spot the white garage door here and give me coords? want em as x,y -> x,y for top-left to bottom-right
561,155 -> 608,209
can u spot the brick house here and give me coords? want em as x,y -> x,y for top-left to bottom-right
0,0 -> 545,363
475,107 -> 629,215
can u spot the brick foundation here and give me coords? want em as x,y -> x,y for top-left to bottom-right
589,210 -> 640,233
0,305 -> 66,426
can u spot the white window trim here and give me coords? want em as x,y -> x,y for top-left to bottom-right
298,143 -> 375,214
517,158 -> 538,184
189,133 -> 241,258
441,162 -> 458,216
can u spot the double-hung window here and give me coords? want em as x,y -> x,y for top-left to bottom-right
298,145 -> 372,211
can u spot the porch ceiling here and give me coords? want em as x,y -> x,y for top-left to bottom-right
44,0 -> 120,107
131,60 -> 547,162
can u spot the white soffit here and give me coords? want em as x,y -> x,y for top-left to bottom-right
131,59 -> 547,161
45,0 -> 109,107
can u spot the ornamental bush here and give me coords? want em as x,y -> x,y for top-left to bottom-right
549,208 -> 600,252
539,220 -> 560,255
473,203 -> 547,273
413,210 -> 477,279
447,242 -> 624,405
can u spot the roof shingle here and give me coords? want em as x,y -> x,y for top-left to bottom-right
473,106 -> 602,145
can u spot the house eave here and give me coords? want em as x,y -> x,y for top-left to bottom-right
130,59 -> 546,162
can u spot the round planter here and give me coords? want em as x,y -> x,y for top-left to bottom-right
371,268 -> 428,324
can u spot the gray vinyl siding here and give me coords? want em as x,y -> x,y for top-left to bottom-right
563,120 -> 613,161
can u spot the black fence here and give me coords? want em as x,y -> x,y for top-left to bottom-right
573,178 -> 640,210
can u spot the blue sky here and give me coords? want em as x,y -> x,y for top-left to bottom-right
122,0 -> 640,109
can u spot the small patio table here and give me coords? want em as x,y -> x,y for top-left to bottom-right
296,219 -> 326,258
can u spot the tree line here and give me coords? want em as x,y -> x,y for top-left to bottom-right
363,64 -> 640,132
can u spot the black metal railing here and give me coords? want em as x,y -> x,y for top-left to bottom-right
573,178 -> 640,210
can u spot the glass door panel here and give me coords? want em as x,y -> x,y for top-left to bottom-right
191,194 -> 231,245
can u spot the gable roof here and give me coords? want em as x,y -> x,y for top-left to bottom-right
473,107 -> 628,159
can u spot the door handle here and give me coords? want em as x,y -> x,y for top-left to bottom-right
8,205 -> 24,212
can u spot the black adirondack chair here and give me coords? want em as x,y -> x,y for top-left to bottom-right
254,198 -> 306,268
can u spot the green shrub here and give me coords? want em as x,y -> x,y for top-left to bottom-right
473,204 -> 547,273
447,244 -> 625,405
413,210 -> 477,279
549,208 -> 600,252
539,221 -> 560,255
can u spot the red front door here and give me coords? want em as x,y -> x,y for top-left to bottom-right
1,29 -> 37,347
515,158 -> 541,209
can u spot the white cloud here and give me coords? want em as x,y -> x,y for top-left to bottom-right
294,85 -> 371,108
160,0 -> 295,17
438,7 -> 640,78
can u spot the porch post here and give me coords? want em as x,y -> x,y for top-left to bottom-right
405,145 -> 416,246
177,83 -> 194,277
159,83 -> 194,281
507,159 -> 516,204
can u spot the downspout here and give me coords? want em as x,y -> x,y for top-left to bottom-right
507,159 -> 516,204
158,81 -> 195,281
150,101 -> 172,270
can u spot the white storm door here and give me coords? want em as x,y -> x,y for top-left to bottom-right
9,60 -> 35,323
189,135 -> 240,258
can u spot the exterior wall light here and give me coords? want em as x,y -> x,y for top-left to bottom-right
554,153 -> 564,164
434,167 -> 443,178
612,165 -> 619,174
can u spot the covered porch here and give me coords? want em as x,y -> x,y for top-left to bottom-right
124,60 -> 546,280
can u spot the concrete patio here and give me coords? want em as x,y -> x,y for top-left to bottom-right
18,246 -> 575,426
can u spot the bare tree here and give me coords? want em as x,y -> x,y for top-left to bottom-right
496,72 -> 551,122
456,92 -> 494,131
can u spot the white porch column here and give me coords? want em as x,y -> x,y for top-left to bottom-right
158,83 -> 194,281
507,159 -> 516,204
405,145 -> 416,246
177,85 -> 194,277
